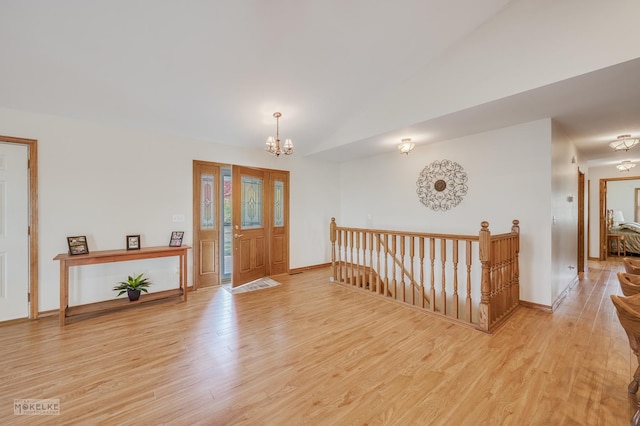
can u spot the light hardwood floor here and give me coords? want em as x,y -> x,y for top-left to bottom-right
0,261 -> 637,425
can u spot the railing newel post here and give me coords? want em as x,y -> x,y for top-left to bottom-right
511,219 -> 520,234
479,221 -> 491,332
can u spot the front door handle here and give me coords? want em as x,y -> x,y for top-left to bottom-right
234,233 -> 244,238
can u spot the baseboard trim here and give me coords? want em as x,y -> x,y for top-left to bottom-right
37,309 -> 59,318
519,300 -> 553,313
0,317 -> 30,327
288,263 -> 331,274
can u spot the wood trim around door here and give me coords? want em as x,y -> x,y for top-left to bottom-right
598,174 -> 640,259
0,135 -> 38,319
577,168 -> 585,279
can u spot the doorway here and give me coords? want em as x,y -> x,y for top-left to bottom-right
598,176 -> 640,259
192,161 -> 289,289
578,168 -> 585,278
0,135 -> 38,321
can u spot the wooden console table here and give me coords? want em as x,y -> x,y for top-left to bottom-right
54,245 -> 190,326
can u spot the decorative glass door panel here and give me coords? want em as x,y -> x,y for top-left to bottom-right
274,180 -> 284,227
241,176 -> 263,229
222,170 -> 232,279
200,174 -> 215,230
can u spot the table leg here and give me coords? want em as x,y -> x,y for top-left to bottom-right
59,261 -> 68,326
181,251 -> 188,302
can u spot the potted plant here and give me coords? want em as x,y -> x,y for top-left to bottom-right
113,273 -> 152,301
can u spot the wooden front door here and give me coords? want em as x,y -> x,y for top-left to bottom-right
232,166 -> 268,287
193,161 -> 221,288
0,142 -> 30,321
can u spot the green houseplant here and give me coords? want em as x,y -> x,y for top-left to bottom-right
113,273 -> 152,301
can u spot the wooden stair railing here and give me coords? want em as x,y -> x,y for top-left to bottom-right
330,218 -> 520,333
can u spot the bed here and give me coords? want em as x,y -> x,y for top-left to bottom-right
609,223 -> 640,255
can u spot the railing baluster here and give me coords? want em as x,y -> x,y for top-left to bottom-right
400,235 -> 406,302
330,218 -> 337,281
368,232 -> 374,292
355,230 -> 361,288
347,231 -> 354,285
441,238 -> 447,315
376,233 -> 382,295
419,237 -> 425,308
391,234 -> 397,299
430,238 -> 436,312
453,239 -> 459,319
337,228 -> 343,282
466,240 -> 472,323
383,233 -> 389,297
410,236 -> 415,306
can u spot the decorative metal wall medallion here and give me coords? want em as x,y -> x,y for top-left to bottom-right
416,160 -> 468,211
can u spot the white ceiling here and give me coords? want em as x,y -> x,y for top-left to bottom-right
1,0 -> 640,166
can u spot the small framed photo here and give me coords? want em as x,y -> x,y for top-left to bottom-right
169,231 -> 184,247
67,235 -> 89,256
126,235 -> 140,250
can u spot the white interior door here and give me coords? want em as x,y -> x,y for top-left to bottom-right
0,143 -> 29,321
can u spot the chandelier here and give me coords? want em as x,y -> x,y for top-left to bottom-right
617,160 -> 636,172
609,134 -> 639,151
265,112 -> 293,156
397,138 -> 415,155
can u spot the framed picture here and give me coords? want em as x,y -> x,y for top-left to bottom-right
126,235 -> 140,250
169,231 -> 184,247
67,235 -> 89,256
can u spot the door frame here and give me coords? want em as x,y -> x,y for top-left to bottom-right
577,168 -> 585,278
598,174 -> 640,259
0,135 -> 38,319
192,161 -> 289,288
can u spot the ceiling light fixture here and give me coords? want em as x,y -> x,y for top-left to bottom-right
609,134 -> 640,151
617,160 -> 636,172
265,112 -> 293,157
397,138 -> 415,155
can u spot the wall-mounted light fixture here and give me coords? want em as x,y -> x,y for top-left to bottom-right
397,138 -> 415,155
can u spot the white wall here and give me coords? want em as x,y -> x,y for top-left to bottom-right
0,107 -> 340,311
0,105 -> 586,311
550,122 -> 580,304
338,119 -> 553,306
